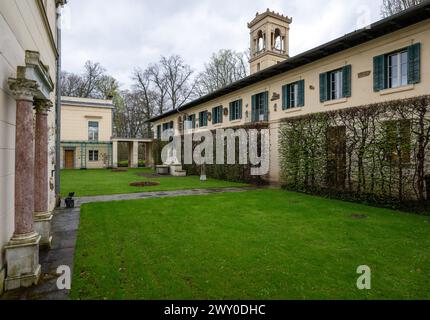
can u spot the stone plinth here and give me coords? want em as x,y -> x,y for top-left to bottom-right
4,233 -> 41,291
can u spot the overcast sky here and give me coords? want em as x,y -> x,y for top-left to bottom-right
61,0 -> 383,89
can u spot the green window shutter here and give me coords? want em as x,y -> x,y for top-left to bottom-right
263,91 -> 269,121
219,107 -> 223,123
342,65 -> 352,98
239,100 -> 243,119
282,85 -> 288,110
251,95 -> 257,122
319,72 -> 328,102
373,55 -> 386,91
408,43 -> 421,84
229,103 -> 233,121
298,80 -> 305,107
212,107 -> 216,123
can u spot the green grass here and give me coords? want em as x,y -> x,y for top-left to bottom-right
60,168 -> 247,197
71,190 -> 430,300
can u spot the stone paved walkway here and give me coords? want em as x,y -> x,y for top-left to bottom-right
0,186 -> 260,300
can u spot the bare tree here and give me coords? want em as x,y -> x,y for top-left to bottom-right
78,61 -> 106,97
196,49 -> 249,96
159,55 -> 196,110
96,75 -> 120,99
61,71 -> 84,97
60,61 -> 108,98
381,0 -> 424,17
147,64 -> 168,115
132,68 -> 158,137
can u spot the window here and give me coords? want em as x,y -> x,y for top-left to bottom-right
383,120 -> 411,164
388,51 -> 408,88
212,106 -> 223,125
199,111 -> 208,127
330,69 -> 343,100
251,92 -> 269,122
89,150 -> 99,162
161,121 -> 174,139
257,30 -> 265,52
282,80 -> 305,110
229,100 -> 242,121
185,114 -> 196,130
319,65 -> 351,102
162,121 -> 173,132
374,43 -> 421,92
156,125 -> 161,139
88,121 -> 99,141
274,28 -> 283,52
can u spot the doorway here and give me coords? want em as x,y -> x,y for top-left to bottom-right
65,150 -> 75,169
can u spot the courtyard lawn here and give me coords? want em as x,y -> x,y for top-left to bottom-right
60,168 -> 248,197
71,189 -> 430,300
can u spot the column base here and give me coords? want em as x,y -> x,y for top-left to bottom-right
34,211 -> 53,248
4,232 -> 41,291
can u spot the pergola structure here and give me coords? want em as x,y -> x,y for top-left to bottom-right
112,138 -> 154,168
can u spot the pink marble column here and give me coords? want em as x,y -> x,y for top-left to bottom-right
33,99 -> 53,247
11,80 -> 39,239
5,78 -> 42,291
34,100 -> 51,215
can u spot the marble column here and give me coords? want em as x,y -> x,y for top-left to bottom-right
5,78 -> 41,291
34,99 -> 53,248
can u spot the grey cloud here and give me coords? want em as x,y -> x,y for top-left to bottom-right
62,0 -> 382,88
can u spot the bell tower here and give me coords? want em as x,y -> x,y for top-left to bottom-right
249,9 -> 292,74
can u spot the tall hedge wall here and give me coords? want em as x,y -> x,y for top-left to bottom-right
154,123 -> 269,185
279,95 -> 430,212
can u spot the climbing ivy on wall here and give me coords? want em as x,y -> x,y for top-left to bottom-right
279,95 -> 430,213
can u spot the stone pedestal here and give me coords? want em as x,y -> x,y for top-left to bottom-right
34,99 -> 53,248
4,233 -> 41,291
34,212 -> 53,248
6,78 -> 42,291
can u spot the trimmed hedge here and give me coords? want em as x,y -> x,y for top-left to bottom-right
154,123 -> 269,185
279,95 -> 430,213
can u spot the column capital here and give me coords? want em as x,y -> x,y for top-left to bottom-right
34,99 -> 53,114
8,78 -> 39,101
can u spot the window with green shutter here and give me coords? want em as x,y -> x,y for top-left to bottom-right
321,66 -> 351,102
283,80 -> 305,109
342,65 -> 352,97
373,55 -> 386,92
229,99 -> 242,121
185,114 -> 196,130
212,106 -> 223,124
252,92 -> 269,122
199,111 -> 208,127
320,72 -> 328,102
408,43 -> 421,84
373,43 -> 421,91
156,125 -> 161,139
